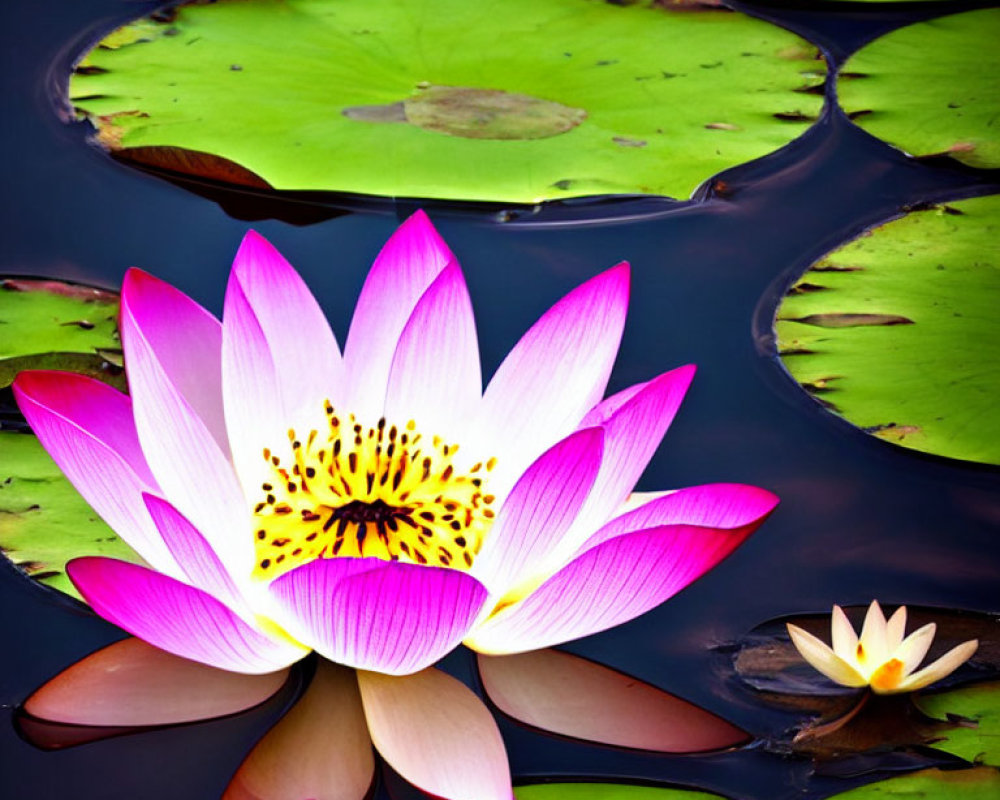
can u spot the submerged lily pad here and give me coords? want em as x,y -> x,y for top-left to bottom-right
0,430 -> 138,599
775,194 -> 1000,465
515,785 -> 724,800
839,9 -> 1000,168
0,278 -> 123,390
70,0 -> 825,204
828,767 -> 1000,799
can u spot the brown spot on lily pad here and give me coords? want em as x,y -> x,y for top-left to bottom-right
789,313 -> 915,328
344,86 -> 587,140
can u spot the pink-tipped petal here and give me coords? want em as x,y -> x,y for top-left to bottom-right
358,668 -> 512,800
472,428 -> 604,594
224,661 -> 374,800
269,559 -> 487,675
12,371 -> 178,575
223,232 -> 344,494
893,623 -> 937,675
886,605 -> 908,652
121,269 -> 251,574
478,649 -> 748,753
343,211 -> 454,420
859,601 -> 890,669
563,366 -> 696,551
831,605 -> 859,658
25,637 -> 289,726
896,639 -> 979,693
467,523 -> 751,655
142,494 -> 248,612
475,263 -> 629,491
787,624 -> 868,688
581,482 -> 779,553
68,557 -> 307,674
384,262 -> 481,439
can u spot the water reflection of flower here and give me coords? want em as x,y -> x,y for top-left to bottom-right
787,600 -> 978,695
15,212 -> 777,798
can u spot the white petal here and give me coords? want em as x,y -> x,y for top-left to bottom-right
787,624 -> 868,688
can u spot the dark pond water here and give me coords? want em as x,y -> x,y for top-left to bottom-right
1,1 -> 998,798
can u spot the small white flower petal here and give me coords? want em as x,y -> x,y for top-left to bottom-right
787,624 -> 868,688
858,600 -> 890,672
886,605 -> 908,652
895,639 -> 979,693
893,622 -> 936,676
830,605 -> 859,661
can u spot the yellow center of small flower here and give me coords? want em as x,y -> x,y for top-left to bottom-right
870,658 -> 905,692
252,402 -> 497,581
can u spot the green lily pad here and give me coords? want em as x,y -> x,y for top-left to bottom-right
775,194 -> 1000,465
515,784 -> 723,800
69,0 -> 825,204
839,9 -> 1000,169
829,767 -> 1000,799
0,430 -> 139,600
0,278 -> 124,391
915,681 -> 1000,767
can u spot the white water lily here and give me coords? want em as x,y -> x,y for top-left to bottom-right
787,601 -> 978,695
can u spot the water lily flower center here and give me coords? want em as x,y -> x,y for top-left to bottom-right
252,402 -> 496,580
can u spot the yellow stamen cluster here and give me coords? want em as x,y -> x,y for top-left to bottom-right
252,402 -> 497,581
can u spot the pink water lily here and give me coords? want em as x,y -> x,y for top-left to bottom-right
14,212 -> 777,798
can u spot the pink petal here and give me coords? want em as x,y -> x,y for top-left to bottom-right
12,371 -> 178,575
384,262 -> 481,440
67,557 -> 307,674
342,211 -> 454,420
478,649 -> 748,752
142,494 -> 247,612
121,268 -> 252,573
269,558 -> 487,675
562,366 -> 697,553
467,524 -> 753,655
474,262 -> 630,494
358,668 -> 512,800
224,661 -> 374,800
24,637 -> 289,726
581,482 -> 780,552
472,428 -> 604,594
223,232 -> 344,494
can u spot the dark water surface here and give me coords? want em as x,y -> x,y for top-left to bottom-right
1,1 -> 998,798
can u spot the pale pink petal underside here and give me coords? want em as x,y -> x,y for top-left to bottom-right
479,649 -> 748,752
68,557 -> 306,674
142,494 -> 248,612
472,427 -> 604,593
121,269 -> 252,574
468,524 -> 751,655
12,371 -> 179,575
224,661 -> 374,800
269,558 -> 487,675
384,262 -> 481,440
343,211 -> 454,420
787,624 -> 867,688
24,637 -> 288,726
475,262 -> 629,491
358,668 -> 512,800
